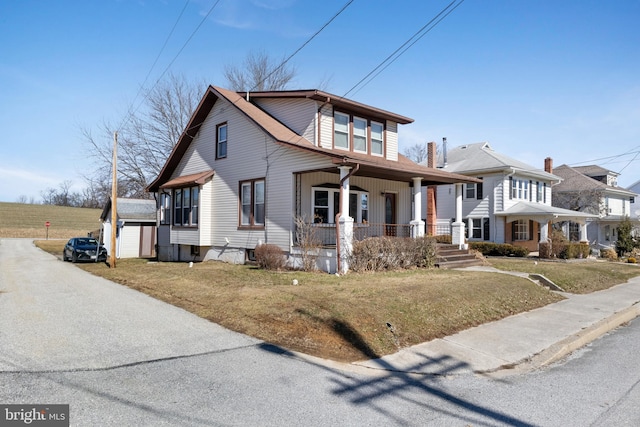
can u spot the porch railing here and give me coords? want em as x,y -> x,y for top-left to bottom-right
298,223 -> 412,247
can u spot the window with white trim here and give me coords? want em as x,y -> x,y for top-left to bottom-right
513,219 -> 529,241
216,123 -> 227,159
371,121 -> 384,156
334,112 -> 350,150
312,186 -> 369,224
465,180 -> 483,200
240,179 -> 265,227
173,186 -> 199,226
510,178 -> 529,200
160,192 -> 171,225
353,117 -> 367,153
466,217 -> 490,240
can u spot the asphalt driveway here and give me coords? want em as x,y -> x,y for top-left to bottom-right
0,238 -> 260,372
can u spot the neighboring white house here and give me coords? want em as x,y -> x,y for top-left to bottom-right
100,198 -> 156,258
629,179 -> 640,237
428,142 -> 594,252
147,86 -> 476,273
553,165 -> 638,250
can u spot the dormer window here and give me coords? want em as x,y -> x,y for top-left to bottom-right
333,112 -> 385,156
334,112 -> 350,150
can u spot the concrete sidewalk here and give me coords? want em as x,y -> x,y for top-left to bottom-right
352,270 -> 640,376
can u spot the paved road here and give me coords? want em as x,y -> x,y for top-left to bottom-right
2,238 -> 640,426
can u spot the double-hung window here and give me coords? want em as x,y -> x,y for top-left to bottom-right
353,117 -> 367,153
334,112 -> 350,150
371,121 -> 384,156
160,193 -> 171,225
173,186 -> 199,226
240,179 -> 265,227
217,123 -> 228,159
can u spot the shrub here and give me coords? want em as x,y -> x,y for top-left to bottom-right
433,234 -> 452,244
349,236 -> 437,272
255,244 -> 286,270
561,242 -> 590,259
628,257 -> 637,264
468,242 -> 528,257
539,241 -> 551,259
549,229 -> 567,259
294,215 -> 321,271
600,248 -> 618,261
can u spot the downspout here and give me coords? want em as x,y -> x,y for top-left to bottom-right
335,163 -> 360,274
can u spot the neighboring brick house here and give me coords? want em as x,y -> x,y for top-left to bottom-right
552,164 -> 638,249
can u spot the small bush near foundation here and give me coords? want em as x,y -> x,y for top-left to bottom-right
539,242 -> 551,259
600,248 -> 618,261
468,242 -> 528,257
349,236 -> 437,272
628,257 -> 637,264
255,244 -> 286,270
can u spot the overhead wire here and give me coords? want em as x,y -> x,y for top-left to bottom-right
118,0 -> 222,133
343,0 -> 465,98
118,0 -> 191,132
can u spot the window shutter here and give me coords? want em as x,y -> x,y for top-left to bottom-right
529,220 -> 534,241
483,218 -> 490,241
511,221 -> 516,242
529,180 -> 532,201
477,180 -> 483,200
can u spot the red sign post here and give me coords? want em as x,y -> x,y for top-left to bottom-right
45,221 -> 50,240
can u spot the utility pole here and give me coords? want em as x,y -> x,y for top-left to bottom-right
109,131 -> 118,268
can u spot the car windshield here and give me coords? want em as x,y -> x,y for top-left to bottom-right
77,238 -> 99,246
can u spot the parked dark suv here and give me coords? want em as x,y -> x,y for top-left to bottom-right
63,237 -> 107,263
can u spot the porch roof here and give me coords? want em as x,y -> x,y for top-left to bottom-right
159,170 -> 215,189
494,201 -> 597,223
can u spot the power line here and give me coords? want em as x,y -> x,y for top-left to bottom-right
121,0 -> 191,132
249,0 -> 355,92
118,0 -> 222,133
343,0 -> 465,98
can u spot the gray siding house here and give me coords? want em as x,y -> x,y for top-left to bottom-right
147,86 -> 475,273
553,165 -> 638,249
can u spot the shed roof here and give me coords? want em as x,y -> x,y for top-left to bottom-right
100,198 -> 156,222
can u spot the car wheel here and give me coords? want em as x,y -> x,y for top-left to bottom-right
71,252 -> 78,263
63,252 -> 68,262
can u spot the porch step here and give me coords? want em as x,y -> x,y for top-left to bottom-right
435,244 -> 484,269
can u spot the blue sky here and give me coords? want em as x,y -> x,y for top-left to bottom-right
1,0 -> 639,202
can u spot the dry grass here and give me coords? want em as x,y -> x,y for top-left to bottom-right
488,257 -> 640,294
36,240 -> 563,362
0,202 -> 102,239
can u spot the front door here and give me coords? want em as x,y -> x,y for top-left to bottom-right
384,193 -> 397,236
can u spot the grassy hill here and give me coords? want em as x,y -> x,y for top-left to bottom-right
0,202 -> 103,239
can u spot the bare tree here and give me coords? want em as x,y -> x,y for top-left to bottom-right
40,181 -> 83,207
224,50 -> 296,91
552,188 -> 606,216
403,142 -> 429,164
81,73 -> 205,201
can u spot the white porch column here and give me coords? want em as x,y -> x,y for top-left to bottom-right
451,183 -> 466,249
580,222 -> 588,242
539,220 -> 549,242
410,177 -> 425,238
338,166 -> 354,274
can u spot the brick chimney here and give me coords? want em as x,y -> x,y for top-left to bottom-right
427,141 -> 436,168
544,157 -> 553,174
